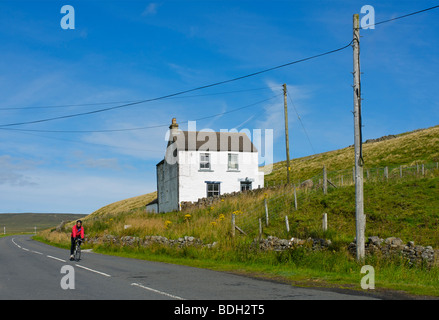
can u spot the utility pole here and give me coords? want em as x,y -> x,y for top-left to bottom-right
283,84 -> 291,185
353,14 -> 365,261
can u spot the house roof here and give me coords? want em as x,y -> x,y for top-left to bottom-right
167,130 -> 258,153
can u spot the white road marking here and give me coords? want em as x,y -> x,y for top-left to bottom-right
11,238 -> 21,249
11,237 -> 184,299
12,237 -> 110,278
12,238 -> 41,255
75,264 -> 111,277
131,282 -> 185,300
47,255 -> 67,263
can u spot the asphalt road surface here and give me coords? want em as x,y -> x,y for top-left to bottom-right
0,235 -> 377,300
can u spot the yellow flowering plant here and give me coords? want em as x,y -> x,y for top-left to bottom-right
164,220 -> 172,229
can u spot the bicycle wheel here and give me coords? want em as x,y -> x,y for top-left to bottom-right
74,243 -> 81,261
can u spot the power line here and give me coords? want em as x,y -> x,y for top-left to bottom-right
0,93 -> 282,133
7,129 -> 159,153
361,4 -> 439,29
0,41 -> 354,128
0,86 -> 276,111
2,94 -> 282,153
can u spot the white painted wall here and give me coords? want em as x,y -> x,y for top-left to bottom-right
157,149 -> 264,213
178,150 -> 263,203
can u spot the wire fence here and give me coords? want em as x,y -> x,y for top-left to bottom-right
1,226 -> 38,235
265,161 -> 439,189
233,161 -> 439,239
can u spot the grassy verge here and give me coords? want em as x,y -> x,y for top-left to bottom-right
63,240 -> 439,297
37,229 -> 439,297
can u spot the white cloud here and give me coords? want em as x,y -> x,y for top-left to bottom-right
142,3 -> 159,16
255,81 -> 312,140
83,128 -> 167,161
0,155 -> 40,187
0,171 -> 37,187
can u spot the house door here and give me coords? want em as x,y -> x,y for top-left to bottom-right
240,181 -> 252,191
206,182 -> 221,197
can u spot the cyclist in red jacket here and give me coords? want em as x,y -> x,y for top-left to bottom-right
70,220 -> 84,261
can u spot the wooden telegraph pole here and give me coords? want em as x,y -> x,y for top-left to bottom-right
353,14 -> 365,261
283,84 -> 291,184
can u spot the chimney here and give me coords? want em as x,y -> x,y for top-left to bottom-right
169,118 -> 179,130
168,118 -> 180,143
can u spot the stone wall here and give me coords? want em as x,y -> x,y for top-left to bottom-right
348,236 -> 438,266
86,234 -> 218,249
252,236 -> 332,251
85,234 -> 438,267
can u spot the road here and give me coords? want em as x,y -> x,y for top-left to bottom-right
0,235 -> 377,300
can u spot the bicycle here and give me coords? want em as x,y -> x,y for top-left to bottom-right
73,238 -> 82,262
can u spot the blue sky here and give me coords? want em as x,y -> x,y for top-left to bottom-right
0,0 -> 438,213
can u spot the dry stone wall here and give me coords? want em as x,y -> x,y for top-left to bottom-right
86,235 -> 218,249
348,236 -> 438,266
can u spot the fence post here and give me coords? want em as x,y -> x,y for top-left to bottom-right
293,186 -> 298,210
384,166 -> 388,180
400,165 -> 403,178
258,218 -> 262,241
264,199 -> 269,227
322,213 -> 328,232
231,214 -> 236,238
323,165 -> 327,194
422,164 -> 425,176
285,216 -> 290,233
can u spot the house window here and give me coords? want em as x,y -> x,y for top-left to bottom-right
206,182 -> 220,197
240,181 -> 252,191
200,153 -> 211,170
228,153 -> 239,171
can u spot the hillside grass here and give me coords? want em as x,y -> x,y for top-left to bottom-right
264,125 -> 439,184
0,213 -> 86,234
87,192 -> 157,217
66,174 -> 438,247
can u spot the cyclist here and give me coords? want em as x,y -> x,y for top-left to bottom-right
70,220 -> 85,261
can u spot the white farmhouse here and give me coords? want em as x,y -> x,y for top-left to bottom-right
154,118 -> 264,213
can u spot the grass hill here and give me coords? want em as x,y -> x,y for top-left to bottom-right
0,213 -> 86,234
86,192 -> 157,218
264,125 -> 439,184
